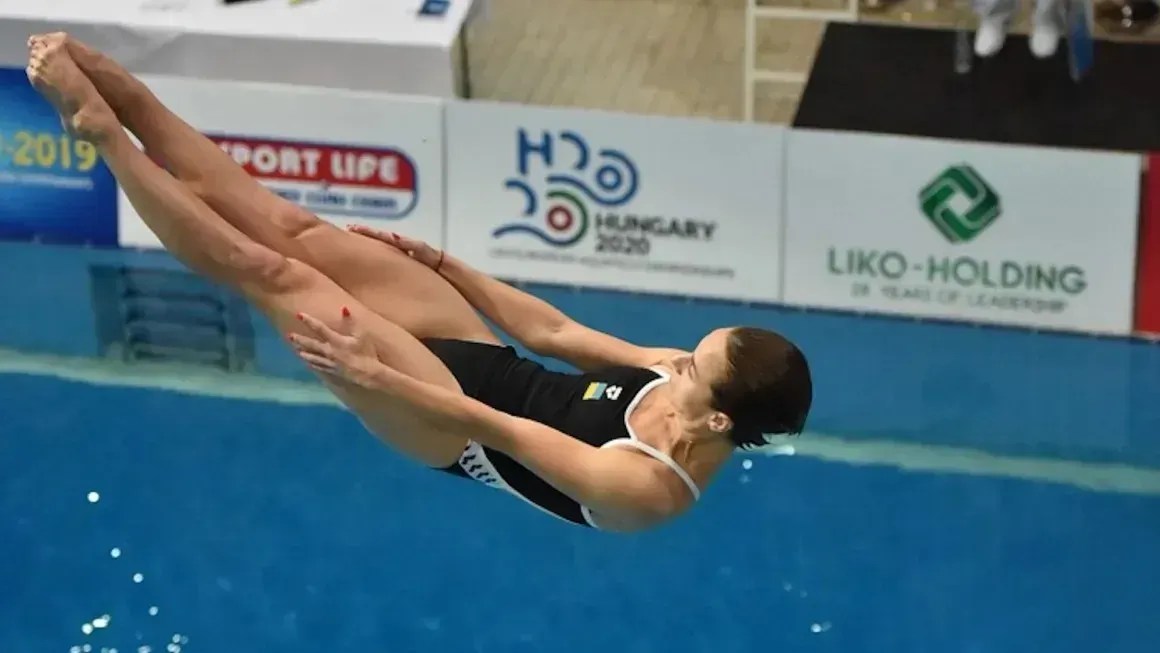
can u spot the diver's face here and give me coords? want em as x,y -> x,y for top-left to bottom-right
668,328 -> 734,436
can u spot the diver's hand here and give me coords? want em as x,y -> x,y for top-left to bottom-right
289,308 -> 382,388
348,226 -> 444,271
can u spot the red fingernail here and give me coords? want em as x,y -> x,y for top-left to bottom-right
342,306 -> 351,318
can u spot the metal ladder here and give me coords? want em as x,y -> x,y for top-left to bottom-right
93,265 -> 255,372
743,0 -> 862,121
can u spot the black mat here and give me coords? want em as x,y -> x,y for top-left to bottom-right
793,22 -> 1160,153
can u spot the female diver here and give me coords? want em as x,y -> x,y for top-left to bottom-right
26,33 -> 812,532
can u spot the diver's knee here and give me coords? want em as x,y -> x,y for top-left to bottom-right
226,241 -> 299,290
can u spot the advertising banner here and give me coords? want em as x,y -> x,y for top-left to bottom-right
1135,154 -> 1160,335
784,130 -> 1141,335
0,66 -> 118,246
119,75 -> 445,251
444,100 -> 785,302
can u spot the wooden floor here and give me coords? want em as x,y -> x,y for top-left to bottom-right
461,0 -> 1160,123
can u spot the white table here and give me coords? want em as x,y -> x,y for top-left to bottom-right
0,0 -> 479,97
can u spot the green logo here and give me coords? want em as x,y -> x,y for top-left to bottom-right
919,164 -> 1001,243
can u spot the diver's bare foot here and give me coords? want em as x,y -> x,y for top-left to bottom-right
61,34 -> 149,120
28,31 -> 96,68
27,33 -> 118,143
60,33 -> 100,65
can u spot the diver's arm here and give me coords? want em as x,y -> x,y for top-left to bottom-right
437,253 -> 685,370
367,362 -> 690,526
348,226 -> 682,371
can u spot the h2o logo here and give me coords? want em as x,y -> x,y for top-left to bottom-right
495,129 -> 640,248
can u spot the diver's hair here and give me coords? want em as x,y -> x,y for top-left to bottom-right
710,327 -> 813,449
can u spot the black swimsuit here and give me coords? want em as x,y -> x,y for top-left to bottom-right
421,338 -> 701,528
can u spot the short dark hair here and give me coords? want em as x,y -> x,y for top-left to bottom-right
710,327 -> 812,449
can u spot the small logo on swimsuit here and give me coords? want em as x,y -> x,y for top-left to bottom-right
582,382 -> 623,401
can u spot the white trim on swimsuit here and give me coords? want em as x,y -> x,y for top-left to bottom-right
454,440 -> 565,521
581,367 -> 701,529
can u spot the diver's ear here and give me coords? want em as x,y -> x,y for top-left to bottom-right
707,412 -> 732,434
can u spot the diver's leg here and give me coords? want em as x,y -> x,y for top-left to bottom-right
28,35 -> 468,466
63,34 -> 499,344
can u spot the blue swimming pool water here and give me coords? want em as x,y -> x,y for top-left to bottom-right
1,243 -> 1158,653
2,344 -> 1159,653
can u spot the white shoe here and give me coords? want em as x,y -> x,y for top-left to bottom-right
1029,22 -> 1061,58
974,17 -> 1009,58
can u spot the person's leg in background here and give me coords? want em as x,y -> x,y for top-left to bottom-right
1028,0 -> 1065,59
973,0 -> 1018,56
26,34 -> 471,467
973,0 -> 1065,59
60,34 -> 499,346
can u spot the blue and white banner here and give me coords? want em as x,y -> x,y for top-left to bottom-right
0,66 -> 118,246
444,100 -> 786,302
783,129 -> 1141,335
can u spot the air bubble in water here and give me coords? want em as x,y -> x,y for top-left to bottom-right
92,616 -> 110,629
133,573 -> 144,583
138,647 -> 152,653
741,459 -> 753,470
171,636 -> 181,644
148,606 -> 159,616
81,624 -> 94,636
87,492 -> 100,503
71,647 -> 82,653
110,548 -> 121,559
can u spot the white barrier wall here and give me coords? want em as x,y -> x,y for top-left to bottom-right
444,101 -> 787,302
0,0 -> 475,97
784,130 -> 1141,335
31,73 -> 1136,337
117,76 -> 446,250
